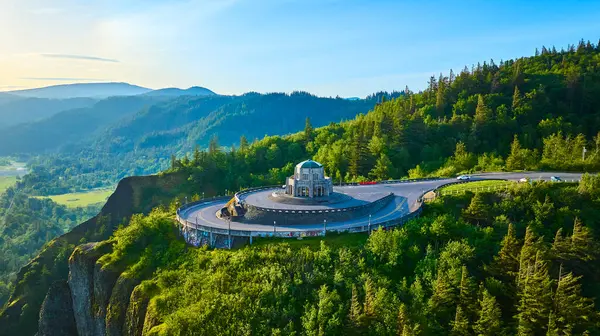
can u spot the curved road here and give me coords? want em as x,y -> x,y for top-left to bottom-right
179,172 -> 583,233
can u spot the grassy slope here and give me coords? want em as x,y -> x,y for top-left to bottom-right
440,180 -> 515,193
0,177 -> 16,194
35,189 -> 114,208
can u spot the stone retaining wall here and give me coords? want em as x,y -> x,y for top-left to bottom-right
242,193 -> 395,225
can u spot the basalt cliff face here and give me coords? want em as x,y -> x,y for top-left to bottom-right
36,239 -> 154,336
0,173 -> 187,336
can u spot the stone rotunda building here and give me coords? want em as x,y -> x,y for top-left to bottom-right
286,160 -> 333,198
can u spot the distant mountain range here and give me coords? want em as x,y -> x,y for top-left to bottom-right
0,92 -> 21,105
0,82 -> 391,159
3,82 -> 217,100
143,86 -> 216,97
0,92 -> 376,156
0,83 -> 218,129
0,97 -> 97,129
6,82 -> 152,99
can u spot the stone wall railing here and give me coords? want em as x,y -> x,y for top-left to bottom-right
243,192 -> 395,225
176,199 -> 424,244
234,185 -> 282,203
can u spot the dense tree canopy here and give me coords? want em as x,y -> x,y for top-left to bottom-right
93,181 -> 600,335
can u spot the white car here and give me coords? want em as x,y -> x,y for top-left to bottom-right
456,175 -> 471,181
519,177 -> 529,183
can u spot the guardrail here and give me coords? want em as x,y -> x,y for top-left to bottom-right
176,200 -> 424,241
245,192 -> 394,215
176,196 -> 232,216
175,177 -> 450,247
234,185 -> 282,203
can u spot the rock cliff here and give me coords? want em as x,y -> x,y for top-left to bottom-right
0,172 -> 187,336
37,281 -> 77,336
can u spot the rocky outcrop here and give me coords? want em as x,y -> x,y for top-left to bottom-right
106,274 -> 140,336
92,262 -> 122,336
124,283 -> 155,336
68,242 -> 111,336
37,281 -> 77,336
142,297 -> 164,336
0,173 -> 187,336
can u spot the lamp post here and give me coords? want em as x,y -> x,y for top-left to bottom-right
202,192 -> 205,200
273,221 -> 277,235
368,214 -> 372,234
228,216 -> 232,249
225,189 -> 228,196
323,219 -> 327,236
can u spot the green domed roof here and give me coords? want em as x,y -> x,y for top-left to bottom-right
297,159 -> 323,169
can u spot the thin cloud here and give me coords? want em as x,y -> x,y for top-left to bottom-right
0,85 -> 28,89
20,77 -> 107,81
41,54 -> 119,63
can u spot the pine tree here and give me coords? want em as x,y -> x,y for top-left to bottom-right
463,193 -> 489,225
474,95 -> 492,124
348,284 -> 363,331
552,228 -> 565,251
516,252 -> 553,335
397,303 -> 409,335
304,117 -> 314,143
513,62 -> 523,86
302,285 -> 344,336
474,289 -> 502,336
518,226 -> 537,284
512,86 -> 523,111
239,135 -> 249,152
349,132 -> 366,178
363,276 -> 376,321
369,153 -> 393,180
429,269 -> 458,327
554,271 -> 595,334
451,305 -> 470,336
546,311 -> 559,336
564,218 -> 598,275
436,75 -> 446,114
208,135 -> 220,155
458,266 -> 477,320
193,145 -> 201,165
570,218 -> 593,258
452,141 -> 474,171
489,223 -> 521,279
506,135 -> 526,170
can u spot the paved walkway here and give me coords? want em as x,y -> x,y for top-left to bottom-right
179,171 -> 583,233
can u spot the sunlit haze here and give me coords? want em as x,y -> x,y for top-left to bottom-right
1,0 -> 599,97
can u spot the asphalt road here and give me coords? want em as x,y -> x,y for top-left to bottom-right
179,171 -> 583,233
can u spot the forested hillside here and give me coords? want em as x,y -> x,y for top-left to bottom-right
0,191 -> 100,306
158,40 -> 600,194
12,92 -> 378,194
0,96 -> 168,155
0,97 -> 96,129
2,40 -> 600,335
308,40 -> 600,179
21,40 -> 600,196
69,178 -> 599,335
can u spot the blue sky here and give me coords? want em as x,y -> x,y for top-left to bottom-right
1,0 -> 599,97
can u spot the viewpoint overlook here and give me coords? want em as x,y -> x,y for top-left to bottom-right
1,2 -> 600,335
